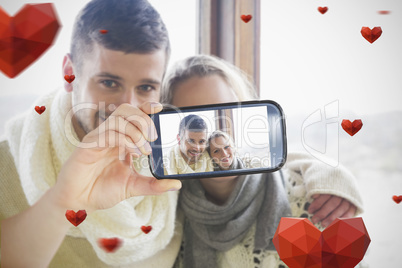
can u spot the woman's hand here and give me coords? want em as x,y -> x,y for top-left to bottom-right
53,102 -> 181,212
308,194 -> 357,227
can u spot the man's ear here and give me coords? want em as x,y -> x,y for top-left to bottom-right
177,134 -> 180,144
62,53 -> 75,92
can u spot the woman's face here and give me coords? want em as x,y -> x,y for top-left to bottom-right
171,74 -> 238,107
171,74 -> 239,181
209,136 -> 234,170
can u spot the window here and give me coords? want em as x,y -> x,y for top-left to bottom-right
260,2 -> 402,267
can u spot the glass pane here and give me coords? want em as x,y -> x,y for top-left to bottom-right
260,2 -> 402,268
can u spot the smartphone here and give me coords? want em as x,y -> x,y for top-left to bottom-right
148,100 -> 287,180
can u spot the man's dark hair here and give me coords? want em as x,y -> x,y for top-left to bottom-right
70,0 -> 170,71
179,114 -> 208,137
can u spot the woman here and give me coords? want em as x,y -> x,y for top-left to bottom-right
161,55 -> 364,268
206,130 -> 245,171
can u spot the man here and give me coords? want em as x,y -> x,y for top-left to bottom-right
164,114 -> 214,175
1,0 -> 181,267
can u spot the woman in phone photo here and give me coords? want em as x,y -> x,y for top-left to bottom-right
206,130 -> 246,171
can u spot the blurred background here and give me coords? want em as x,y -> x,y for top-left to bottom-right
0,0 -> 401,266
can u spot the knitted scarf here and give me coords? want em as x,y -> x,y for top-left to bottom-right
5,89 -> 178,266
179,171 -> 292,268
165,144 -> 214,174
212,156 -> 246,171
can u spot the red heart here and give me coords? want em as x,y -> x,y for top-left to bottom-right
99,29 -> 108,34
34,106 -> 46,115
141,225 -> 152,234
361,27 -> 382,43
241,14 -> 252,23
392,195 -> 402,204
65,210 -> 87,227
64,74 -> 75,83
98,237 -> 123,253
0,4 -> 61,78
318,7 -> 328,14
273,218 -> 371,268
378,10 -> 390,15
341,119 -> 363,136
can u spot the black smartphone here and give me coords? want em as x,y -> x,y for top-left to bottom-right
148,100 -> 287,180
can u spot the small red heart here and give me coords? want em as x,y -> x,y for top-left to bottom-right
99,29 -> 108,34
141,225 -> 152,234
318,7 -> 328,14
65,210 -> 87,227
34,106 -> 46,115
241,14 -> 252,23
64,74 -> 75,83
341,119 -> 363,136
98,237 -> 123,253
361,27 -> 382,43
392,195 -> 402,204
378,10 -> 390,15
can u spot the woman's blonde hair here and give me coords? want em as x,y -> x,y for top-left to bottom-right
161,54 -> 258,104
206,130 -> 236,155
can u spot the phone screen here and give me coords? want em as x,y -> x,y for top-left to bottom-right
148,100 -> 287,180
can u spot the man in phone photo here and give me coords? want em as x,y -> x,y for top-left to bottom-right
164,114 -> 214,175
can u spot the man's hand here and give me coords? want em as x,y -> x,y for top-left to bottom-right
53,102 -> 182,212
308,194 -> 356,227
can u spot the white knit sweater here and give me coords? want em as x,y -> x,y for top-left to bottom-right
2,89 -> 181,267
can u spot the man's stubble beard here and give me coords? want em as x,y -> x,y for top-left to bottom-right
72,86 -> 97,137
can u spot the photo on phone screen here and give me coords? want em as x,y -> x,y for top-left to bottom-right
149,100 -> 287,180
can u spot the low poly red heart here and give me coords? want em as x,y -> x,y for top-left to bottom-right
360,27 -> 382,44
98,237 -> 123,253
273,217 -> 371,268
141,225 -> 152,234
64,74 -> 75,83
241,14 -> 252,23
65,210 -> 87,227
34,106 -> 46,115
341,119 -> 363,136
318,7 -> 328,14
0,3 -> 61,78
392,195 -> 402,204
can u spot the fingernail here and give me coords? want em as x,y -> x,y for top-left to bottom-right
150,102 -> 162,111
149,128 -> 158,141
168,187 -> 180,191
144,143 -> 152,153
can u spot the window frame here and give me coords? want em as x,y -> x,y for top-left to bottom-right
197,0 -> 261,97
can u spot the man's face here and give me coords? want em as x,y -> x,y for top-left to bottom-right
70,43 -> 166,139
178,130 -> 207,164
